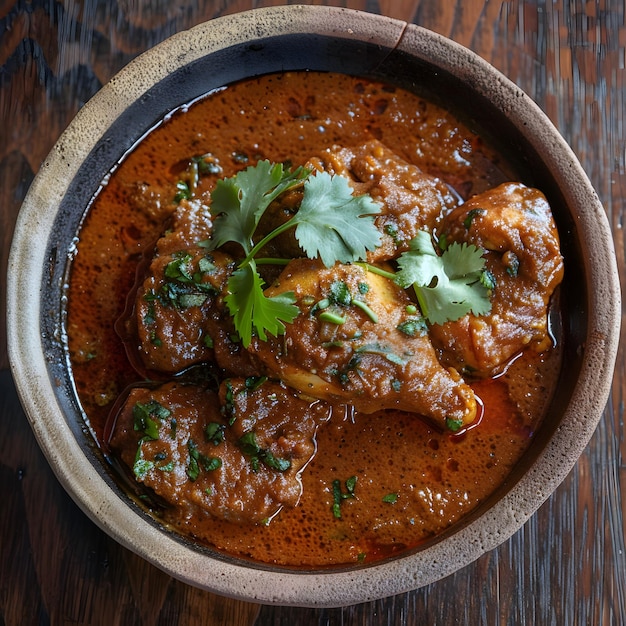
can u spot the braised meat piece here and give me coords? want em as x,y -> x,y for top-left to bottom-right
310,139 -> 459,262
128,199 -> 261,376
429,182 -> 564,376
248,259 -> 477,430
133,244 -> 234,374
109,379 -> 332,524
255,140 -> 458,262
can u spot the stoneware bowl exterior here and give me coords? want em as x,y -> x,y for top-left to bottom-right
7,5 -> 620,607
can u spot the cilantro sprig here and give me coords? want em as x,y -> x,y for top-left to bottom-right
394,230 -> 492,325
202,160 -> 493,345
206,160 -> 381,346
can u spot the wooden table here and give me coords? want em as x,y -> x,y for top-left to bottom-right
1,1 -> 624,624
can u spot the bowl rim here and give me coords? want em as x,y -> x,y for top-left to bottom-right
6,4 -> 621,608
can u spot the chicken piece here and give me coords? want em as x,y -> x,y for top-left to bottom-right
154,198 -> 214,255
121,198 -> 259,377
255,140 -> 458,262
109,379 -> 331,524
248,259 -> 477,430
132,245 -> 235,375
310,139 -> 459,262
430,182 -> 564,376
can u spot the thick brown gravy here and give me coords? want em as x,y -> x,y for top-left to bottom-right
66,72 -> 562,567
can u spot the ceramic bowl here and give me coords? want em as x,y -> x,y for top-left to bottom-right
7,5 -> 620,607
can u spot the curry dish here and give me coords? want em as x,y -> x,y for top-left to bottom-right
66,72 -> 563,567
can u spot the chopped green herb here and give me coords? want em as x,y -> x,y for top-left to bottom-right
221,380 -> 236,425
352,299 -> 378,323
244,375 -> 268,391
174,180 -> 191,203
345,475 -> 357,493
382,492 -> 399,504
329,281 -> 352,306
331,476 -> 358,519
198,256 -> 217,274
503,251 -> 520,277
187,439 -> 201,481
237,431 -> 291,473
481,269 -> 496,290
143,302 -> 157,326
463,208 -> 485,229
318,310 -> 346,325
165,252 -> 194,281
204,422 -> 225,446
192,153 -> 222,176
133,441 -> 174,478
396,317 -> 428,337
384,222 -> 401,245
395,230 -> 491,325
133,454 -> 153,479
187,439 -> 222,481
203,456 -> 222,471
238,431 -> 259,456
445,417 -> 464,432
262,451 -> 291,472
332,481 -> 343,519
132,400 -> 171,440
355,343 -> 410,366
178,293 -> 208,308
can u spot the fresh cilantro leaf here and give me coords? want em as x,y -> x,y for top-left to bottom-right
237,431 -> 291,472
396,230 -> 491,325
132,400 -> 171,440
224,262 -> 300,347
133,452 -> 154,479
382,492 -> 398,504
293,171 -> 382,267
209,160 -> 308,252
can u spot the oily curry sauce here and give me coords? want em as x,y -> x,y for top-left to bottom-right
66,72 -> 562,567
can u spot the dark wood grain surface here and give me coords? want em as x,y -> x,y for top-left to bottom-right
1,1 -> 624,624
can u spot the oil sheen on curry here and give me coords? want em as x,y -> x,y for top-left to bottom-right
66,72 -> 564,567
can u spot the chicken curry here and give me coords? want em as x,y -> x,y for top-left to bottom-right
66,72 -> 563,567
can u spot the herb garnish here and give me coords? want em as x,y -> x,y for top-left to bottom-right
132,399 -> 172,479
237,431 -> 291,473
205,161 -> 382,346
332,475 -> 358,518
187,439 -> 222,481
382,492 -> 399,504
394,230 -> 492,325
204,422 -> 225,446
133,399 -> 171,440
201,161 -> 493,343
